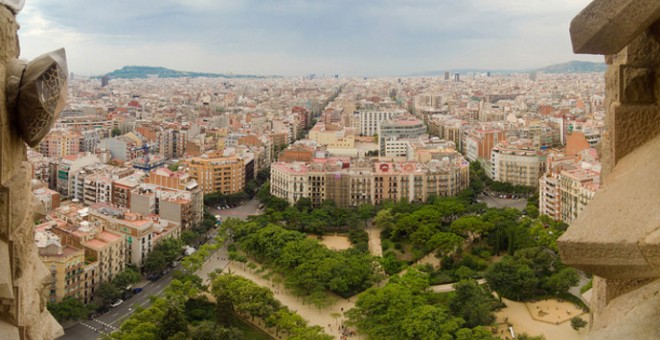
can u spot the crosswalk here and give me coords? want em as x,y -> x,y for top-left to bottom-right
79,319 -> 119,335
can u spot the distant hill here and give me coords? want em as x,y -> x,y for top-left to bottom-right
104,66 -> 266,79
409,60 -> 605,76
535,60 -> 606,74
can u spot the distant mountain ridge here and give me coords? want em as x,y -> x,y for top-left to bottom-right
104,66 -> 266,79
410,60 -> 605,76
535,60 -> 606,73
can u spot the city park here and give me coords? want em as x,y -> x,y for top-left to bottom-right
104,162 -> 590,339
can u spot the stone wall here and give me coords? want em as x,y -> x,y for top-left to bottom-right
0,5 -> 64,340
558,1 -> 660,339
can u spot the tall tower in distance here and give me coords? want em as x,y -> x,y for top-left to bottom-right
453,73 -> 460,82
443,71 -> 450,81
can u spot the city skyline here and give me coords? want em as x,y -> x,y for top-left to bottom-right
19,0 -> 601,76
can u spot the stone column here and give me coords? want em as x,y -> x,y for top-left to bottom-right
0,4 -> 64,340
558,1 -> 660,339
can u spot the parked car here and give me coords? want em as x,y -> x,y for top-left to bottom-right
132,287 -> 143,294
110,299 -> 124,308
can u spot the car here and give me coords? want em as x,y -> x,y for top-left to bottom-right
132,287 -> 143,294
110,299 -> 124,308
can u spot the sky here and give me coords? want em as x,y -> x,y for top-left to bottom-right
17,0 -> 602,77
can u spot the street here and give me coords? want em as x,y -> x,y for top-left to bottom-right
58,270 -> 175,340
208,198 -> 261,221
477,193 -> 528,211
57,198 -> 261,340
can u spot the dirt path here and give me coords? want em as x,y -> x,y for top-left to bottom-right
366,223 -> 382,257
225,262 -> 363,340
430,279 -> 486,293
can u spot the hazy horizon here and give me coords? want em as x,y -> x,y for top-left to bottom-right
18,0 -> 601,77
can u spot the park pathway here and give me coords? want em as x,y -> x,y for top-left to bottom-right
365,222 -> 382,257
225,262 -> 363,340
196,249 -> 363,340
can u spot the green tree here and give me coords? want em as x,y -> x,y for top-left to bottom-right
47,297 -> 90,322
112,267 -> 141,290
181,230 -> 199,245
449,280 -> 496,328
98,282 -> 121,305
427,232 -> 464,257
401,305 -> 462,340
112,127 -> 122,137
357,203 -> 375,227
485,258 -> 539,301
544,268 -> 579,295
157,302 -> 188,340
570,316 -> 588,332
450,216 -> 493,242
294,197 -> 313,212
143,250 -> 169,276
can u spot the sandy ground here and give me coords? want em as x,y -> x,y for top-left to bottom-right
526,299 -> 585,324
495,298 -> 586,340
308,234 -> 352,251
366,223 -> 382,257
414,252 -> 441,268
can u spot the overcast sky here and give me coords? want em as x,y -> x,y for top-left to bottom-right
17,0 -> 601,76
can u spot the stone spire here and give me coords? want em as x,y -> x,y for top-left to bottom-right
0,2 -> 66,339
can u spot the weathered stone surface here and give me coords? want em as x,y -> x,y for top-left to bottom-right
619,66 -> 654,104
610,104 -> 660,168
570,0 -> 660,54
558,132 -> 660,279
587,278 -> 660,339
0,4 -> 63,340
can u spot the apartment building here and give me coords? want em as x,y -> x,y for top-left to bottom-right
464,128 -> 506,162
270,153 -> 469,208
38,129 -> 81,159
558,169 -> 600,224
187,155 -> 245,194
56,153 -> 100,198
143,168 -> 203,226
378,117 -> 426,157
490,139 -> 546,187
131,184 -> 195,230
36,229 -> 86,303
43,211 -> 124,301
88,204 -> 157,268
357,108 -> 407,136
112,173 -> 144,209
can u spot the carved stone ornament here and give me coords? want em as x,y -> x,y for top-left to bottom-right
0,0 -> 24,13
6,48 -> 68,147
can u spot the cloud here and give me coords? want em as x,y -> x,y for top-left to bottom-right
17,0 -> 600,76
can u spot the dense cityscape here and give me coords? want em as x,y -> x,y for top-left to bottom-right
25,69 -> 605,340
0,0 -> 654,339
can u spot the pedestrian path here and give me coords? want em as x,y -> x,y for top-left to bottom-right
225,261 -> 363,340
